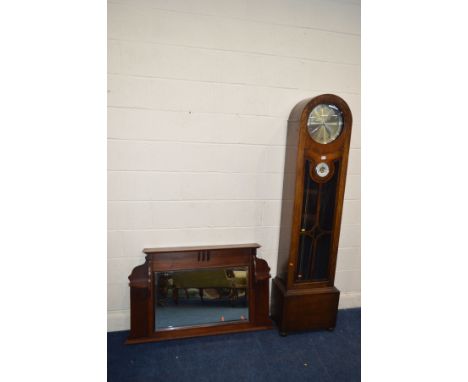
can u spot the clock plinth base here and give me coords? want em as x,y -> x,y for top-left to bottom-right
271,277 -> 340,335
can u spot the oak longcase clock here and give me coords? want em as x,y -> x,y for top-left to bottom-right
271,94 -> 352,335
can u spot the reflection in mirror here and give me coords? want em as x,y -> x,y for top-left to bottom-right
154,267 -> 249,330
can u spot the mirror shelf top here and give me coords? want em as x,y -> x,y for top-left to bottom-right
143,243 -> 261,254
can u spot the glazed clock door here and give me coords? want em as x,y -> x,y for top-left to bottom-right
296,157 -> 341,282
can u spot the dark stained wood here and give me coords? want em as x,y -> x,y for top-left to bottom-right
252,258 -> 272,326
143,243 -> 261,253
271,94 -> 353,334
149,249 -> 252,271
271,278 -> 339,333
128,261 -> 152,338
127,244 -> 272,344
126,323 -> 273,344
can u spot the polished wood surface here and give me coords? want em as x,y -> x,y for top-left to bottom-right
143,243 -> 261,253
128,244 -> 272,343
271,94 -> 352,334
271,278 -> 339,334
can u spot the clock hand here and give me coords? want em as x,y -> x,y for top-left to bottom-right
308,124 -> 322,134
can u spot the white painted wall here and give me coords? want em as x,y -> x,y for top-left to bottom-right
108,0 -> 360,331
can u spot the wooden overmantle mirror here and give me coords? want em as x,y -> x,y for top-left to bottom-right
127,243 -> 272,344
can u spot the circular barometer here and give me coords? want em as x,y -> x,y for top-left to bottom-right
315,162 -> 330,177
307,104 -> 344,144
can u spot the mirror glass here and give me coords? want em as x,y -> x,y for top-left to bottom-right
307,104 -> 343,144
154,267 -> 249,330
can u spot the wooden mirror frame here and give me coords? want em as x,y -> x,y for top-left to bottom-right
126,244 -> 272,344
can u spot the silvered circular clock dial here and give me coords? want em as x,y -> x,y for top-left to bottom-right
307,104 -> 343,144
315,162 -> 330,177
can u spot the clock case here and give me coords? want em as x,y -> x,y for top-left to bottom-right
271,94 -> 352,335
